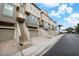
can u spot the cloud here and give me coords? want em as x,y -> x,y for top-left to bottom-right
49,10 -> 61,18
58,4 -> 67,14
64,13 -> 79,26
58,4 -> 73,14
66,7 -> 73,13
50,11 -> 57,16
50,4 -> 73,18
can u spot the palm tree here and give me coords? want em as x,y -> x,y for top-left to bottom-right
58,25 -> 63,34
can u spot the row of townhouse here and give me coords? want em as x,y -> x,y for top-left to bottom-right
0,3 -> 57,50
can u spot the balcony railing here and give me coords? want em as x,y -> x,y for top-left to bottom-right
26,14 -> 39,28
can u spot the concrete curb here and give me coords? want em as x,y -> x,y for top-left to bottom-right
40,34 -> 64,56
32,34 -> 64,56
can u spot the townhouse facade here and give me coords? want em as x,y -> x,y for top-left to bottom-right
0,3 -> 16,42
25,3 -> 41,37
0,3 -> 57,54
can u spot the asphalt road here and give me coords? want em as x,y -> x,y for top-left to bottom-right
43,34 -> 79,56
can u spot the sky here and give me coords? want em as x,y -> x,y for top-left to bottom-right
36,3 -> 79,30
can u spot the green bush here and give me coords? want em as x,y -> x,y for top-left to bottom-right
75,24 -> 79,33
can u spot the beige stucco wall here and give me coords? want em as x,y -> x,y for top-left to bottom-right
29,30 -> 39,37
41,13 -> 49,23
17,7 -> 26,19
13,3 -> 20,7
48,18 -> 57,31
47,17 -> 56,27
26,3 -> 41,18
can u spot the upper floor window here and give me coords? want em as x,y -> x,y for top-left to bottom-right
20,3 -> 25,7
3,4 -> 14,16
52,25 -> 54,30
27,15 -> 38,25
49,24 -> 52,30
43,21 -> 49,30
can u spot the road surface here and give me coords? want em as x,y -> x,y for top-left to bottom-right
43,34 -> 79,56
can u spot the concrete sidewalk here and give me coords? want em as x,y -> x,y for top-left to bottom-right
11,34 -> 64,56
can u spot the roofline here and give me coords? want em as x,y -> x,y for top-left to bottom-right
31,3 -> 56,24
31,3 -> 41,11
41,11 -> 56,24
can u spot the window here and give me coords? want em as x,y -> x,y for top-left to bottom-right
43,21 -> 49,30
27,14 -> 38,26
52,25 -> 54,30
20,3 -> 25,7
3,4 -> 14,16
49,25 -> 52,30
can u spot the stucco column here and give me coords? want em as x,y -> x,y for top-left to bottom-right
15,22 -> 21,43
23,22 -> 31,43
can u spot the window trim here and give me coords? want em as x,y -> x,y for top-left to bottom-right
2,3 -> 14,18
